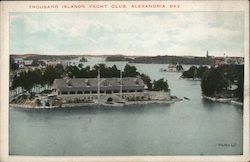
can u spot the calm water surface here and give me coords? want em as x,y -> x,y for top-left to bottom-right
9,59 -> 243,156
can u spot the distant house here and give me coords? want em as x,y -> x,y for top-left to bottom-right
44,60 -> 62,66
225,57 -> 244,65
24,60 -> 33,66
14,58 -> 23,64
13,58 -> 33,67
213,57 -> 225,66
213,56 -> 244,67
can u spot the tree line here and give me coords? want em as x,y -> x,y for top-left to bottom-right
11,63 -> 169,93
181,66 -> 209,79
129,55 -> 213,65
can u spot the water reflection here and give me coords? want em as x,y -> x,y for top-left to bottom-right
201,99 -> 217,110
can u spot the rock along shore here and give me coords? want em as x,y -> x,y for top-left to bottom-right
10,99 -> 182,109
202,95 -> 243,106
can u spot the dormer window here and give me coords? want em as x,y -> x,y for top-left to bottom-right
66,79 -> 72,87
135,78 -> 140,85
85,79 -> 90,86
118,78 -> 123,85
103,79 -> 109,86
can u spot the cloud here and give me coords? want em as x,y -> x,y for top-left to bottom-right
10,12 -> 244,56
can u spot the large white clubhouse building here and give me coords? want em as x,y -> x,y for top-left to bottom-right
53,77 -> 170,103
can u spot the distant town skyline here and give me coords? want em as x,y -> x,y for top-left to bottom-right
10,12 -> 245,57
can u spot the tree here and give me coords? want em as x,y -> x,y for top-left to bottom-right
80,57 -> 87,62
123,64 -> 139,77
12,70 -> 36,92
31,59 -> 39,66
44,65 -> 63,85
10,57 -> 19,71
109,65 -> 120,77
78,63 -> 83,69
12,73 -> 23,90
140,73 -> 152,90
21,71 -> 32,91
201,68 -> 228,97
182,66 -> 197,78
93,64 -> 106,76
65,65 -> 80,78
31,69 -> 43,85
55,64 -> 64,76
235,65 -> 244,101
92,64 -> 120,78
31,59 -> 46,67
153,78 -> 169,91
197,66 -> 209,78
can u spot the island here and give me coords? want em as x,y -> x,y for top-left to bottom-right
181,63 -> 243,105
10,60 -> 180,108
201,64 -> 243,105
128,55 -> 213,65
181,65 -> 209,80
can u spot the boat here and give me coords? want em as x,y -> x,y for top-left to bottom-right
168,64 -> 177,72
160,63 -> 184,73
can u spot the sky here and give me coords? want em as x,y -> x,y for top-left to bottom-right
10,12 -> 245,57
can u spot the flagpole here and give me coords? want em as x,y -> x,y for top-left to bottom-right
120,69 -> 122,98
97,69 -> 100,100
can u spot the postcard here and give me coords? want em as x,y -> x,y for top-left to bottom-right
0,1 -> 249,162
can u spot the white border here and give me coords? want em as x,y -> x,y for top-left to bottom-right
0,1 -> 249,162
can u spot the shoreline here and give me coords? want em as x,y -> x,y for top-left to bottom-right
180,77 -> 201,81
202,95 -> 243,106
9,99 -> 181,109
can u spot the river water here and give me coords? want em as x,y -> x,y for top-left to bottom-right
9,58 -> 243,156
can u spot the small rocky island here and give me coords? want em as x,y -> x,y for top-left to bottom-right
10,60 -> 180,109
181,64 -> 244,105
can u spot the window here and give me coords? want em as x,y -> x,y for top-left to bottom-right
84,91 -> 90,94
92,91 -> 97,94
77,91 -> 83,94
62,91 -> 68,95
70,91 -> 75,94
106,90 -> 111,94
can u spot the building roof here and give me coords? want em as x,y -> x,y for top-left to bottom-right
53,77 -> 145,92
